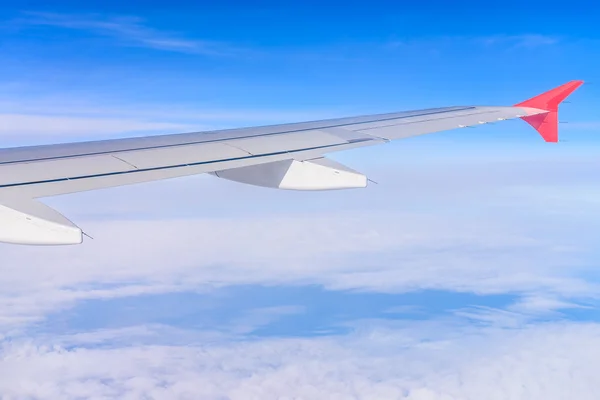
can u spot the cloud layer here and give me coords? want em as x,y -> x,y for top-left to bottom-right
2,321 -> 600,399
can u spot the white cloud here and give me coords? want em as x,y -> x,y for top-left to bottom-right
452,294 -> 594,329
509,295 -> 593,315
17,12 -> 238,55
1,321 -> 600,399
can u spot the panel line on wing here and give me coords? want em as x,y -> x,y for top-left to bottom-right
111,155 -> 139,169
318,126 -> 390,143
355,109 -> 502,132
0,142 -> 353,189
222,142 -> 255,156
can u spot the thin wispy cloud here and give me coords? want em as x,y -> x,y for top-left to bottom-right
0,93 -> 340,144
478,34 -> 560,48
0,104 -> 339,147
0,96 -> 339,126
0,113 -> 200,138
17,12 -> 237,55
385,33 -> 560,51
561,121 -> 600,130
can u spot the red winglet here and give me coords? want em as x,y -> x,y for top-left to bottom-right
514,80 -> 584,142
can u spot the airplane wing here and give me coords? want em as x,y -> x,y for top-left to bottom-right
0,80 -> 584,245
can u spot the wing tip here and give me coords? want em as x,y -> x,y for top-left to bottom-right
515,80 -> 584,111
515,80 -> 584,142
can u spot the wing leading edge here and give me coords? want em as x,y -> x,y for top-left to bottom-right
0,80 -> 583,245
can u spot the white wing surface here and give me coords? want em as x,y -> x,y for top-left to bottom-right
0,81 -> 584,245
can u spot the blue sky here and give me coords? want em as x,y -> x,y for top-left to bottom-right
1,2 -> 600,399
